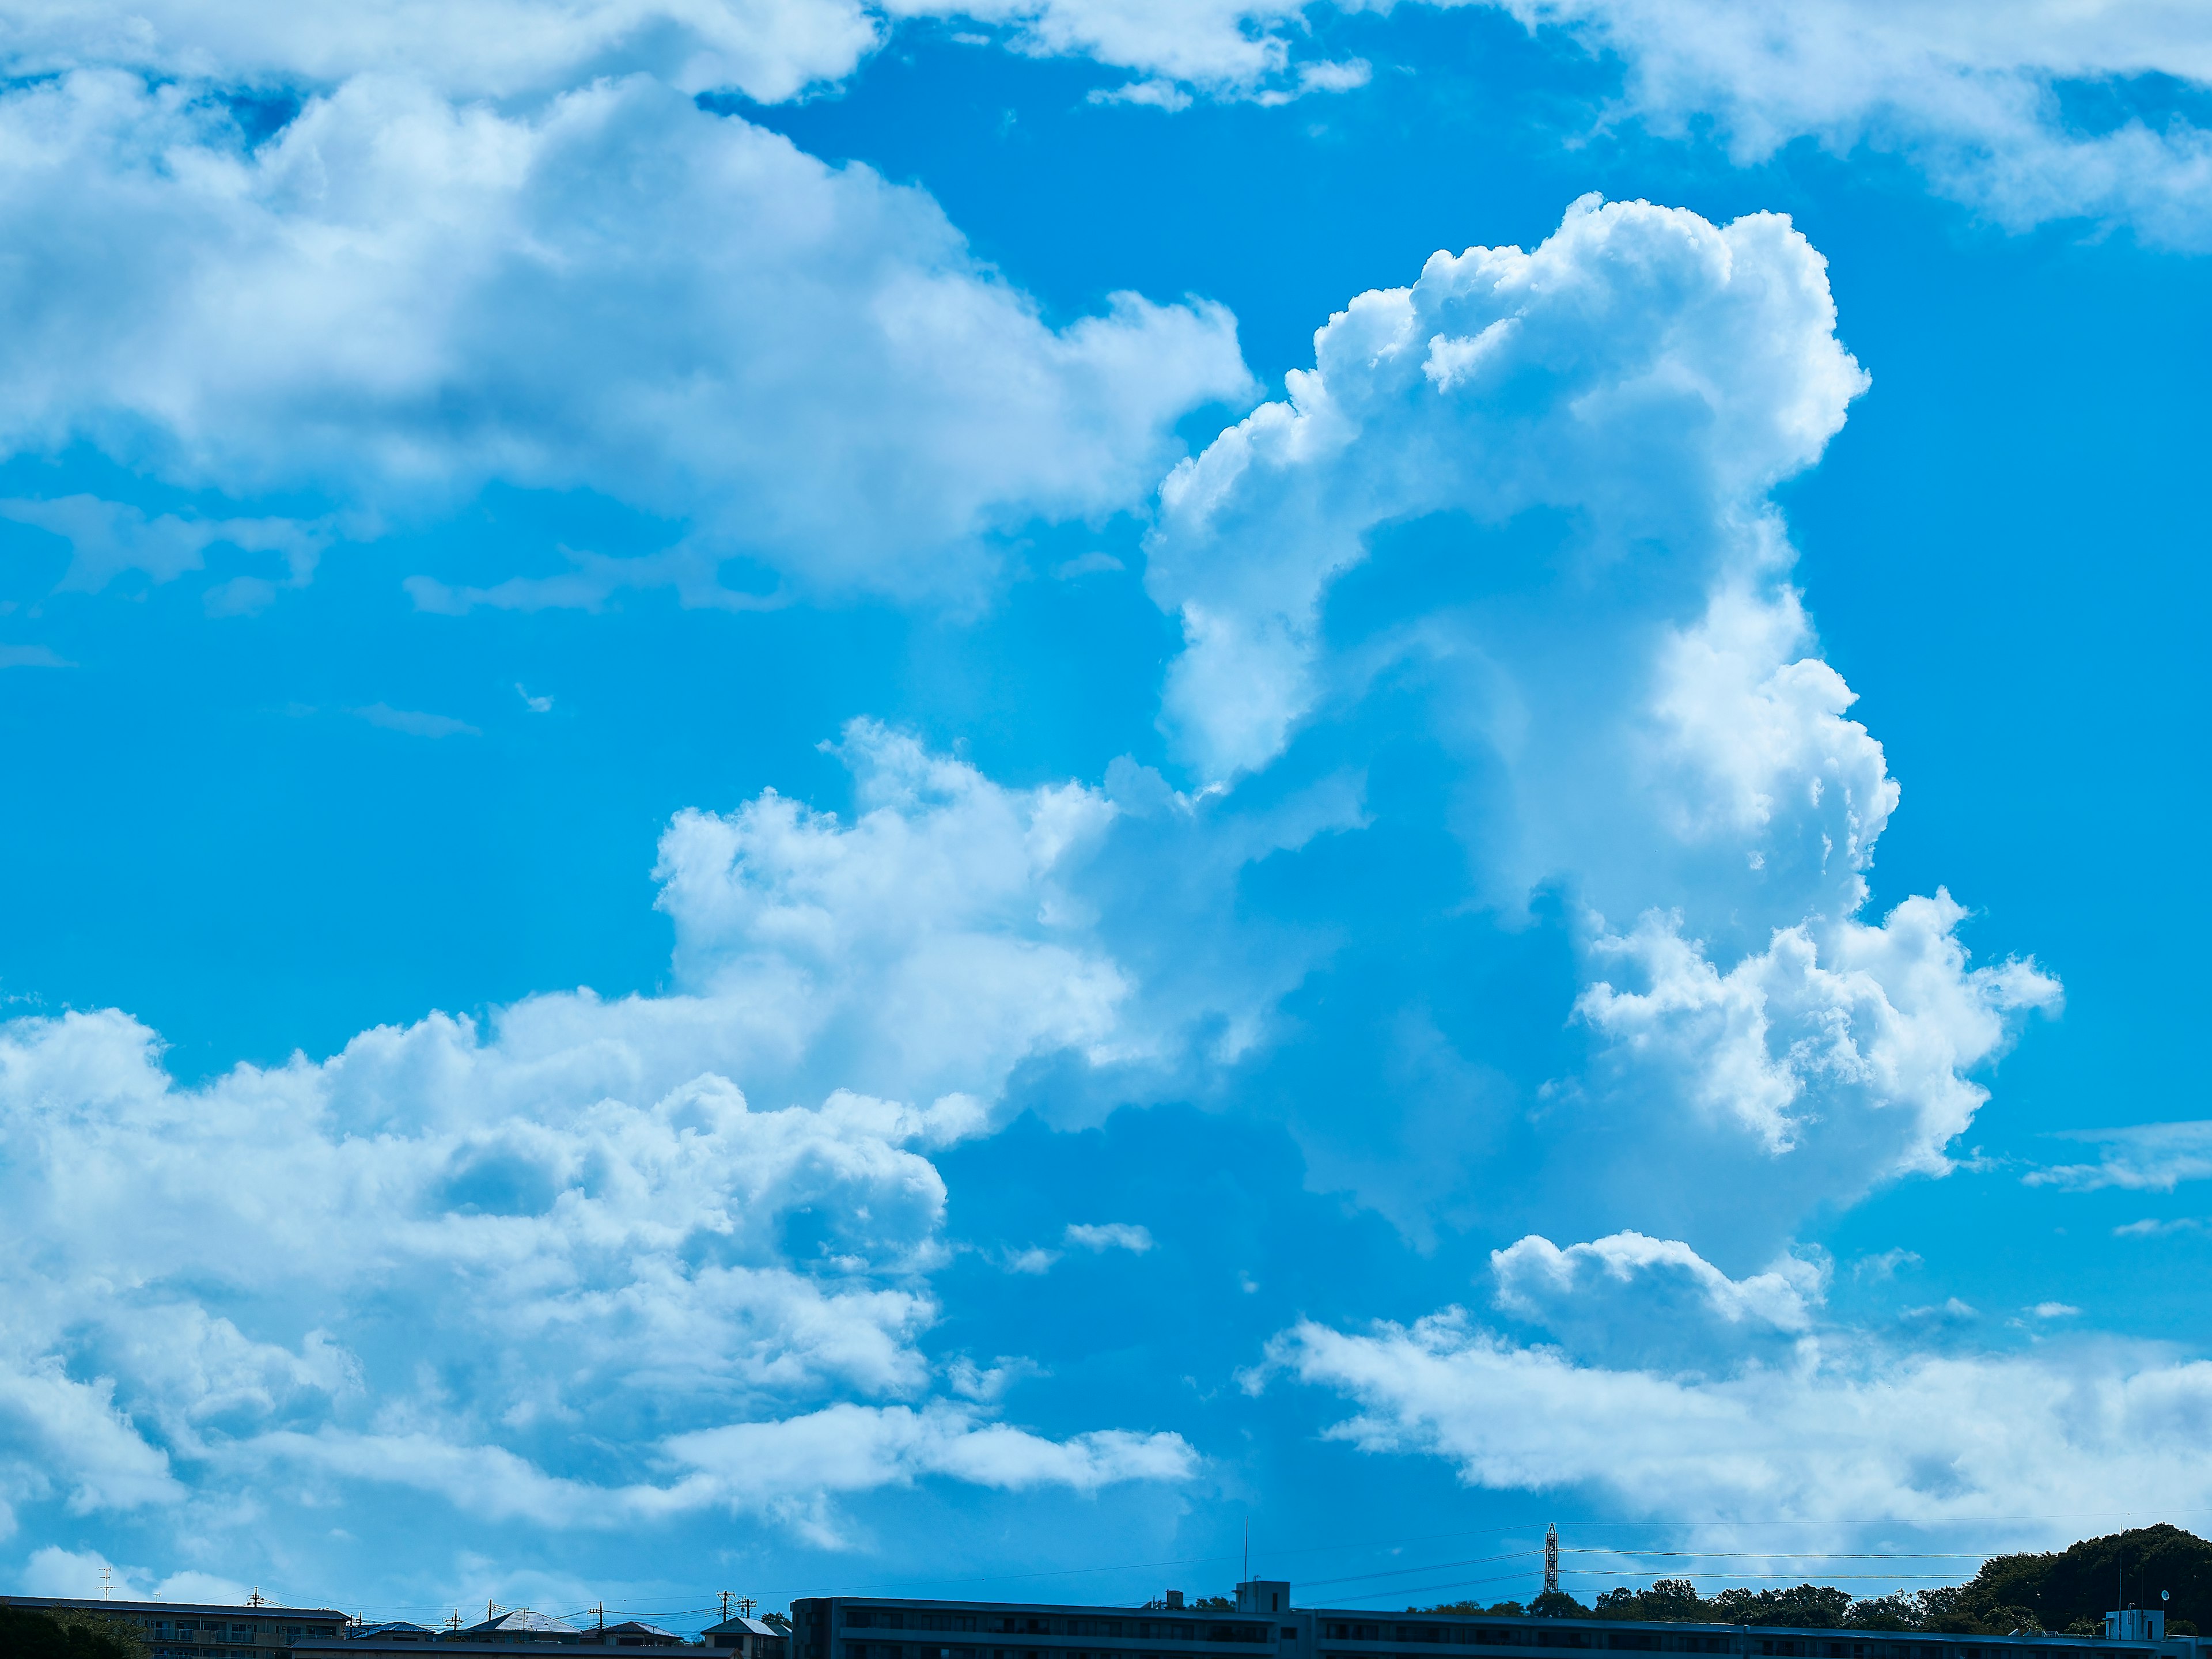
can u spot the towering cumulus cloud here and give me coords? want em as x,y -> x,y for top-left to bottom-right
1149,199 -> 2103,1517
1149,198 -> 2054,1254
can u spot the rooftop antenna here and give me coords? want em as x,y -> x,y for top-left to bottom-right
1244,1518 -> 1251,1586
1544,1525 -> 1559,1599
101,1567 -> 113,1601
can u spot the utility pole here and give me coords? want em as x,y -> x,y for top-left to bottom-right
739,1603 -> 756,1620
1544,1525 -> 1559,1598
721,1595 -> 733,1623
251,1592 -> 265,1609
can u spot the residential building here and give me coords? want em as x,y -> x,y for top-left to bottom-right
0,1596 -> 346,1659
454,1614 -> 582,1646
790,1581 -> 2212,1659
585,1624 -> 684,1648
705,1617 -> 789,1659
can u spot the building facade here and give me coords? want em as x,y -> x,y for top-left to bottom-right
1,1596 -> 347,1659
790,1584 -> 2207,1659
705,1615 -> 790,1659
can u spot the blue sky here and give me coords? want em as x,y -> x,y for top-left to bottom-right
4,0 -> 2212,1629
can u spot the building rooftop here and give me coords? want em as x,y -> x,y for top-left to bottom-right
0,1599 -> 348,1620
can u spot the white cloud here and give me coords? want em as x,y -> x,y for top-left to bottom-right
1147,198 -> 2051,1245
647,719 -> 1354,1115
0,71 -> 1248,606
0,645 -> 73,669
0,0 -> 1367,108
2027,1121 -> 2212,1191
884,0 -> 1370,104
2029,1302 -> 2081,1319
0,0 -> 1400,111
0,996 -> 1194,1543
20,1546 -> 251,1605
1490,1230 -> 1818,1371
1065,1221 -> 1155,1252
1578,890 -> 2059,1182
407,543 -> 786,617
0,0 -> 883,106
0,725 -> 1343,1547
2115,1217 -> 2203,1238
1490,0 -> 2212,247
0,494 -> 334,595
1267,1291 -> 2212,1522
651,719 -> 1137,1107
354,703 -> 482,738
1147,194 -> 1865,790
1851,1248 -> 1921,1281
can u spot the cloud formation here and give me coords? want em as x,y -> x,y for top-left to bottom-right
0,721 -> 1339,1550
1494,0 -> 2212,247
0,71 -> 1247,604
1268,1230 -> 2212,1521
1147,198 -> 2052,1250
2027,1120 -> 2212,1192
0,0 -> 1376,108
1490,1231 -> 1817,1372
1146,195 -> 1865,793
0,713 -> 1373,1554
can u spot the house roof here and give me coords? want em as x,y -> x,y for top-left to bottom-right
455,1612 -> 581,1639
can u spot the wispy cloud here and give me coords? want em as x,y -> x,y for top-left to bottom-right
354,703 -> 482,739
0,643 -> 73,668
2114,1217 -> 2205,1238
1064,1222 -> 1154,1253
2025,1122 -> 2212,1192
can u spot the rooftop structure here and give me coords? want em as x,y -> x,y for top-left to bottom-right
455,1614 -> 583,1646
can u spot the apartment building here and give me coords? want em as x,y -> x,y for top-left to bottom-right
790,1581 -> 2206,1659
0,1596 -> 346,1659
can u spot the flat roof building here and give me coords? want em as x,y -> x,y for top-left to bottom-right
0,1596 -> 348,1659
789,1582 -> 2209,1659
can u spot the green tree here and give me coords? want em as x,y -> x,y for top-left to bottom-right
1592,1581 -> 1709,1623
1,1609 -> 146,1659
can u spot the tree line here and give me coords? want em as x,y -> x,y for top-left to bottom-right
1422,1525 -> 2212,1638
1,1608 -> 149,1659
